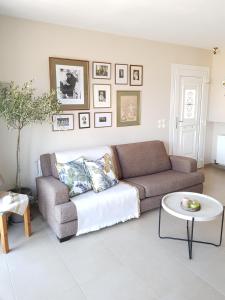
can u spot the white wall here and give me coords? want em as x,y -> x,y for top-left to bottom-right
205,49 -> 225,163
205,122 -> 225,163
208,50 -> 225,122
0,16 -> 211,191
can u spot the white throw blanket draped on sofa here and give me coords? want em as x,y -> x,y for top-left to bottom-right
55,146 -> 140,236
70,182 -> 140,236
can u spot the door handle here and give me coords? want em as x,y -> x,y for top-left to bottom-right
176,117 -> 183,129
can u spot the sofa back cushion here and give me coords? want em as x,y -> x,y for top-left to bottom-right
40,146 -> 120,179
56,157 -> 92,197
115,141 -> 171,179
84,154 -> 119,193
40,154 -> 52,177
39,153 -> 59,178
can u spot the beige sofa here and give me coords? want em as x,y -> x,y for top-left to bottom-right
36,140 -> 204,241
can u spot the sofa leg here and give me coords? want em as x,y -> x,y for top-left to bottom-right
57,235 -> 74,243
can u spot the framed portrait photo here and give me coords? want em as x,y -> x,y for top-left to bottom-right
49,57 -> 90,110
79,112 -> 90,129
92,62 -> 111,79
130,65 -> 143,86
52,114 -> 74,131
117,91 -> 141,127
115,64 -> 128,85
94,112 -> 112,128
93,84 -> 111,108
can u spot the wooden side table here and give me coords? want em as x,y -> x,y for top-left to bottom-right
0,205 -> 32,253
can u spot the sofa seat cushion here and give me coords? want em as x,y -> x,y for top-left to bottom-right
115,141 -> 171,179
123,180 -> 145,200
125,170 -> 204,198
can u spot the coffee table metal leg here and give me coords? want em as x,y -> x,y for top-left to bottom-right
186,221 -> 190,258
158,201 -> 162,238
158,205 -> 224,259
218,206 -> 224,246
187,218 -> 194,259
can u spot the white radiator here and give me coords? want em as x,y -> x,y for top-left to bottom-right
216,135 -> 225,165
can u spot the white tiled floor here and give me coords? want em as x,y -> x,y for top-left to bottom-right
1,165 -> 225,300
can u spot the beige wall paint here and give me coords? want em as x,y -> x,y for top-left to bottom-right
0,16 -> 211,191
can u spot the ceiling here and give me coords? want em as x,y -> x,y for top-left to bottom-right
0,0 -> 224,49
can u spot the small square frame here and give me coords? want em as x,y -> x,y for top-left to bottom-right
92,62 -> 111,79
130,65 -> 143,86
93,84 -> 111,108
115,64 -> 128,85
94,112 -> 112,128
52,114 -> 74,131
78,112 -> 90,129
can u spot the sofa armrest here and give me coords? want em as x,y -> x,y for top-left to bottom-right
36,176 -> 69,206
55,202 -> 77,224
169,155 -> 197,173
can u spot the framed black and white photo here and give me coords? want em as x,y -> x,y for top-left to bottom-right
94,112 -> 112,128
92,62 -> 111,79
93,84 -> 111,108
130,65 -> 143,86
78,112 -> 90,129
49,57 -> 90,110
115,64 -> 128,85
52,114 -> 74,131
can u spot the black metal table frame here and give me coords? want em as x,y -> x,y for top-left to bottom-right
158,201 -> 225,259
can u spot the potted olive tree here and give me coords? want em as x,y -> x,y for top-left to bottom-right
0,81 -> 60,220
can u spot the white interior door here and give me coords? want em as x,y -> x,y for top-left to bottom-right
170,65 -> 209,168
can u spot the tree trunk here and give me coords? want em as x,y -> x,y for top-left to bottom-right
16,128 -> 21,191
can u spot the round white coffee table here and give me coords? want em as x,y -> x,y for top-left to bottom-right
158,192 -> 224,259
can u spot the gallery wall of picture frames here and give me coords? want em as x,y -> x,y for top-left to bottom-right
49,57 -> 143,131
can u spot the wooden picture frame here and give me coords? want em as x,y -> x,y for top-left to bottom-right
93,84 -> 111,108
115,64 -> 128,85
92,62 -> 111,79
52,114 -> 74,131
78,112 -> 90,129
49,57 -> 90,110
130,65 -> 143,86
94,112 -> 112,128
117,91 -> 141,127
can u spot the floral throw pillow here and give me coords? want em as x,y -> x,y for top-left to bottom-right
84,153 -> 119,193
56,157 -> 92,197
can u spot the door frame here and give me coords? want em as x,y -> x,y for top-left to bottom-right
169,64 -> 210,168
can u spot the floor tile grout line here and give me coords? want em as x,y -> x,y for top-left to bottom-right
45,229 -> 88,300
2,165 -> 223,299
45,228 -> 158,299
101,219 -> 225,299
107,241 -> 225,299
102,241 -> 161,300
162,229 -> 225,299
51,239 -> 111,298
4,255 -> 19,300
174,254 -> 225,298
76,239 -> 160,300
